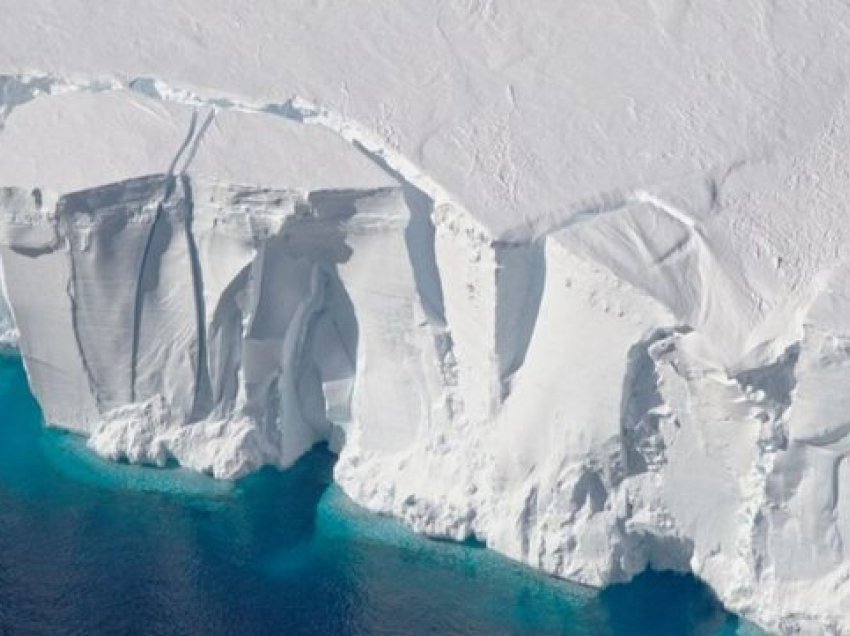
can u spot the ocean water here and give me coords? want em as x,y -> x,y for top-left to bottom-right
0,354 -> 763,636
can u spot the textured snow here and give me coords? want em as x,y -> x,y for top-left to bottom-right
1,1 -> 850,632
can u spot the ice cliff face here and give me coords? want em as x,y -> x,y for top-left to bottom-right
3,1 -> 850,628
1,175 -> 409,477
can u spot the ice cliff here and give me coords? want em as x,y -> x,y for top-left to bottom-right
3,1 -> 850,632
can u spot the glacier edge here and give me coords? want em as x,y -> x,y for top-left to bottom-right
0,76 -> 849,634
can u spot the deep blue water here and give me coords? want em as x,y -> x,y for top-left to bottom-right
0,354 -> 763,636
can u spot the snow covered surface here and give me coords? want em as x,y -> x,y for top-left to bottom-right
1,1 -> 850,632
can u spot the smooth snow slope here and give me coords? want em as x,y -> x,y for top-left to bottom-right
1,1 -> 850,632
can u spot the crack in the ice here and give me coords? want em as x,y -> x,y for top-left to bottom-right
167,108 -> 201,177
178,109 -> 215,175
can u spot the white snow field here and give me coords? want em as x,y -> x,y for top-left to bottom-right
1,1 -> 850,632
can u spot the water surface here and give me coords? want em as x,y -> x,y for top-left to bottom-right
0,355 -> 761,635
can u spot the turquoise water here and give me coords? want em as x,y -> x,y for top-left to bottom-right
0,354 -> 762,635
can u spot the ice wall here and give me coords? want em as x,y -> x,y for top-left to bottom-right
0,173 -> 434,479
